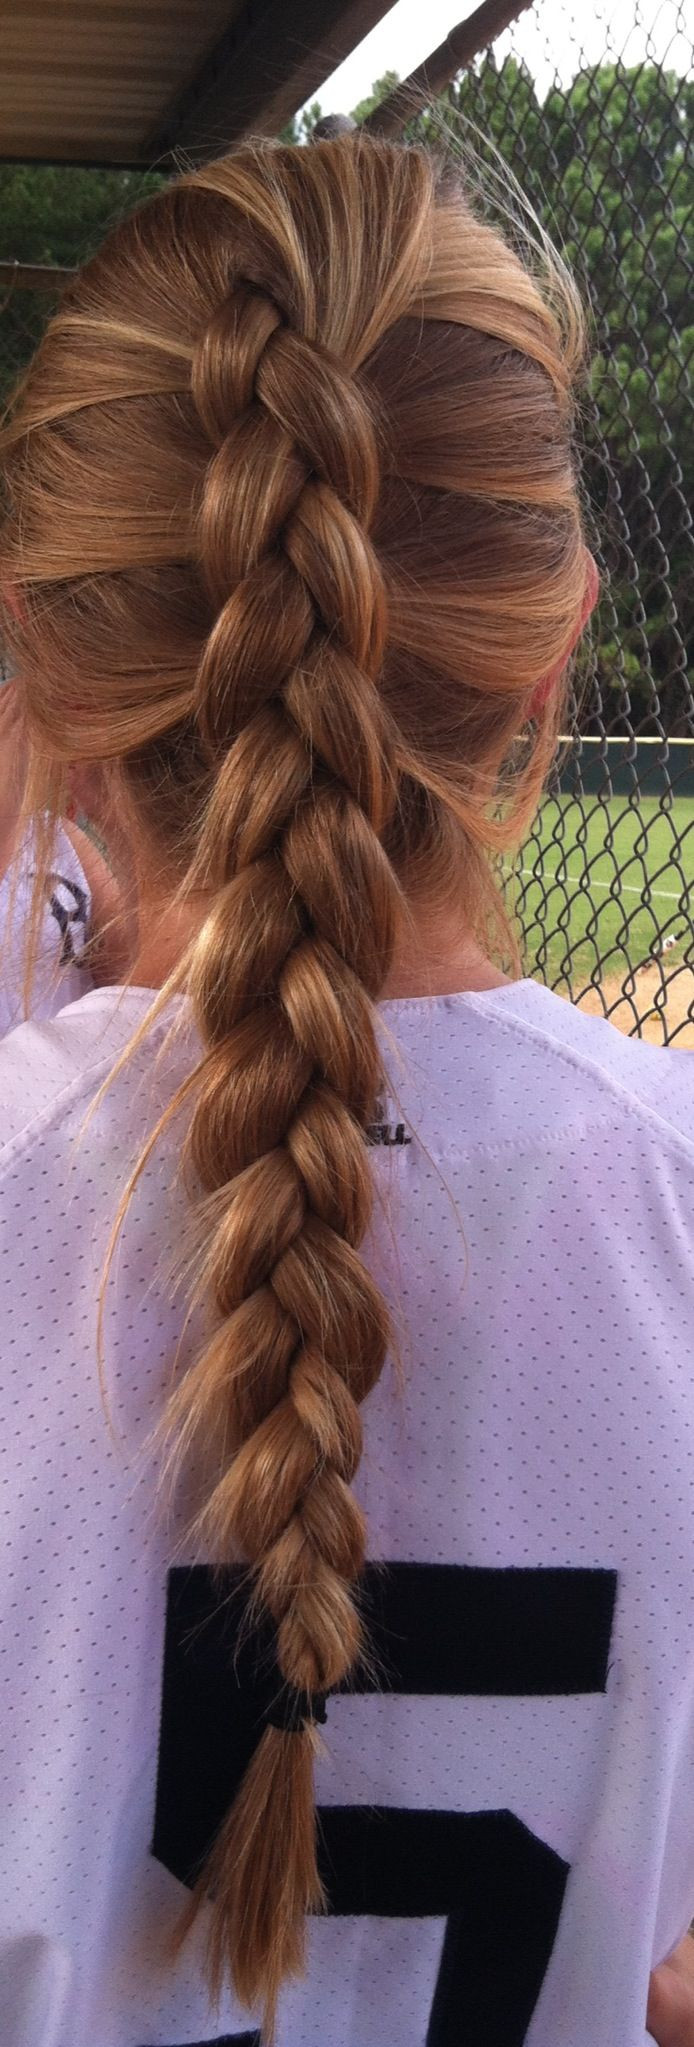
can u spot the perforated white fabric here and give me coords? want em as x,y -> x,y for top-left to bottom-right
0,825 -> 693,2047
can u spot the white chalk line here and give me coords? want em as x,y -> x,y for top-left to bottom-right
514,866 -> 684,903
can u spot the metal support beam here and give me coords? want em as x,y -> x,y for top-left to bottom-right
363,0 -> 535,137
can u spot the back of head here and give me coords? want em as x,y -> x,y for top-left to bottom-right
0,132 -> 590,2039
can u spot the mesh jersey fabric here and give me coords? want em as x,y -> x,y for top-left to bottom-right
0,821 -> 693,2047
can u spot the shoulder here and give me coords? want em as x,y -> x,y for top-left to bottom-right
465,980 -> 694,1157
0,1006 -> 122,1165
380,979 -> 694,1166
0,982 -> 189,1174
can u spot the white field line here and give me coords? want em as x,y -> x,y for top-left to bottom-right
514,866 -> 684,903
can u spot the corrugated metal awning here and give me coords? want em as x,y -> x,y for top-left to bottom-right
0,0 -> 393,166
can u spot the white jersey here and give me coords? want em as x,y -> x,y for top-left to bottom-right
0,823 -> 693,2047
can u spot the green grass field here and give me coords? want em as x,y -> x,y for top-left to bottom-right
504,794 -> 693,990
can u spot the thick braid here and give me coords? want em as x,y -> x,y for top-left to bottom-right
169,280 -> 404,2036
0,128 -> 588,2047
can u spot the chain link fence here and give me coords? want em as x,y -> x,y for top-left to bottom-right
1,3 -> 692,1041
400,0 -> 693,1044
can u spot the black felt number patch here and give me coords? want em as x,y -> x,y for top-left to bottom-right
138,2036 -> 260,2046
138,2037 -> 259,2046
151,1560 -> 617,2045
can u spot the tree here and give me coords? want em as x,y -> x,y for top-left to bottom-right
0,163 -> 168,421
280,70 -> 399,143
350,68 -> 400,125
407,54 -> 693,733
0,163 -> 168,269
279,101 -> 323,145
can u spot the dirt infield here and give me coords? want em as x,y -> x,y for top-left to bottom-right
575,961 -> 694,1048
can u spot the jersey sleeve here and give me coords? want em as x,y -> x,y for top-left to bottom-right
0,819 -> 93,1037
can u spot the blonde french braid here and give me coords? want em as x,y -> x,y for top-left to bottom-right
167,271 -> 406,2034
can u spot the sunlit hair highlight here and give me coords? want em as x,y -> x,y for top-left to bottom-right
0,131 -> 592,2040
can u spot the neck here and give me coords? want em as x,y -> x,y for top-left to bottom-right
380,912 -> 510,999
124,900 -> 509,1001
69,823 -> 511,1001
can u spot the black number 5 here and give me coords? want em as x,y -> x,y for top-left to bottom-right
152,1560 -> 617,2045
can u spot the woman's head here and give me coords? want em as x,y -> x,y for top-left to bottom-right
1,135 -> 590,926
0,133 -> 594,2038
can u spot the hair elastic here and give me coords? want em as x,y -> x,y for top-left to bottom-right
264,1683 -> 328,1734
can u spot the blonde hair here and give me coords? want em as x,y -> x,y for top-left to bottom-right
0,133 -> 590,2041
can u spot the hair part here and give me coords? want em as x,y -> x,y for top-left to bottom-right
0,131 -> 591,2041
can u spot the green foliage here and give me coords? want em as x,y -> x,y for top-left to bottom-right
0,163 -> 168,267
350,69 -> 400,125
0,164 -> 169,427
406,52 -> 692,734
279,102 -> 323,145
280,70 -> 398,141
